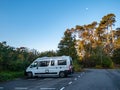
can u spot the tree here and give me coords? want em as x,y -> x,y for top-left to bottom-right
70,13 -> 117,68
112,48 -> 120,64
39,50 -> 57,57
58,29 -> 78,61
99,14 -> 116,55
0,41 -> 39,71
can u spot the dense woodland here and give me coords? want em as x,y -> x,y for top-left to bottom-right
0,13 -> 120,74
58,13 -> 120,69
68,13 -> 120,68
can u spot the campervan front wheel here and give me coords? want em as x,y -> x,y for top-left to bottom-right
59,71 -> 65,78
27,72 -> 33,78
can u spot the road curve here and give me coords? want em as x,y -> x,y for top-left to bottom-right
65,69 -> 120,90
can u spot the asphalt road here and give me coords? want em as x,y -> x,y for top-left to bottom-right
0,69 -> 120,90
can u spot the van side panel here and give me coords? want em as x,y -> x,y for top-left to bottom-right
25,56 -> 73,77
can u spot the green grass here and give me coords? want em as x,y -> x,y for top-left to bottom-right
0,71 -> 24,82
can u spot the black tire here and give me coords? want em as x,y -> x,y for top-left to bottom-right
27,72 -> 33,78
59,72 -> 65,78
65,74 -> 68,77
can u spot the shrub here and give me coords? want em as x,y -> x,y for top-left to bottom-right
102,56 -> 113,68
0,71 -> 24,82
112,48 -> 120,64
95,65 -> 103,69
73,60 -> 81,72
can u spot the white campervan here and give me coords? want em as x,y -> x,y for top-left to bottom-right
25,56 -> 74,78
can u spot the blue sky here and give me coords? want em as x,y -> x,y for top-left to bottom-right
0,0 -> 120,52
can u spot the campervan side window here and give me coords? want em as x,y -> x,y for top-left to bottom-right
58,60 -> 66,65
39,61 -> 50,67
51,60 -> 55,66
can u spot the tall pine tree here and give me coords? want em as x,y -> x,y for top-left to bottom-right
57,29 -> 78,61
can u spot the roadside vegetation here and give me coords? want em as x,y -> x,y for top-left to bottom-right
0,71 -> 24,82
0,13 -> 120,81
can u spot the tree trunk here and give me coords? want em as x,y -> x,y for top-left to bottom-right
111,25 -> 114,43
106,27 -> 109,44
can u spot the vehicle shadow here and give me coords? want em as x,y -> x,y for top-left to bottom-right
24,74 -> 74,80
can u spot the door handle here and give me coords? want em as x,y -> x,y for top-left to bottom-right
45,69 -> 49,73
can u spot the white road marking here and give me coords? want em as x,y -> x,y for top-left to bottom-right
40,88 -> 56,90
15,87 -> 28,90
0,87 -> 4,89
60,87 -> 65,90
68,81 -> 72,85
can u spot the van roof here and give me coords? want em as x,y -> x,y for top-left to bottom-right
35,56 -> 71,61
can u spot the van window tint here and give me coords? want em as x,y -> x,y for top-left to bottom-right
30,61 -> 38,68
39,61 -> 50,67
58,60 -> 66,65
51,60 -> 54,66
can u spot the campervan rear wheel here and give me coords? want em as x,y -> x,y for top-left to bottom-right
59,72 -> 65,78
27,72 -> 33,78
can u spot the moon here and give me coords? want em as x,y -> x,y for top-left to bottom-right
86,8 -> 88,10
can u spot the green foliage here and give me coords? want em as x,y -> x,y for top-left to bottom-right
71,13 -> 119,68
82,46 -> 102,67
82,45 -> 114,68
95,65 -> 103,69
8,60 -> 30,71
0,41 -> 38,72
39,50 -> 57,57
73,60 -> 81,72
0,71 -> 24,82
58,29 -> 80,71
58,29 -> 78,61
102,55 -> 113,68
112,48 -> 120,64
57,29 -> 82,72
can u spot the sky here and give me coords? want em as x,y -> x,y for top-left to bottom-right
0,0 -> 120,52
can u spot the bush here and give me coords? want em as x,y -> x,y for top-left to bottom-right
73,60 -> 81,72
0,71 -> 24,82
112,48 -> 120,64
95,65 -> 103,69
102,56 -> 113,68
8,60 -> 30,71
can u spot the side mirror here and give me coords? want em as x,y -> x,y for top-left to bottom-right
30,65 -> 33,68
